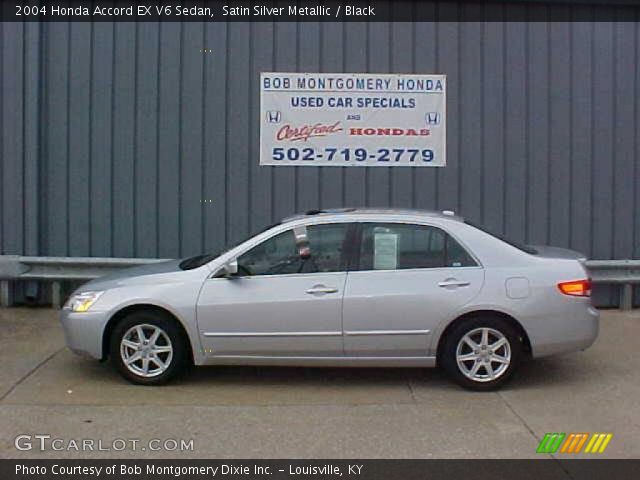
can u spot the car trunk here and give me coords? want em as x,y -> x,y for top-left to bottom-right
526,245 -> 587,262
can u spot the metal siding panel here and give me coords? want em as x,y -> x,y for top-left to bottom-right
436,6 -> 460,212
548,12 -> 572,248
319,22 -> 345,209
459,13 -> 483,223
157,22 -> 181,258
24,23 -> 40,255
180,22 -> 205,256
570,15 -> 593,256
46,22 -> 69,256
0,21 -> 3,255
612,15 -> 635,260
343,22 -> 367,207
413,14 -> 438,211
504,13 -> 527,243
635,15 -> 640,262
390,21 -> 415,208
272,22 -> 297,220
296,22 -> 321,213
249,22 -> 274,233
366,21 -> 391,207
89,23 -> 114,257
68,22 -> 91,256
592,21 -> 614,260
2,22 -> 24,255
203,22 -> 227,254
112,23 -> 136,257
226,23 -> 251,244
134,22 -> 160,258
481,13 -> 506,233
527,14 -> 551,245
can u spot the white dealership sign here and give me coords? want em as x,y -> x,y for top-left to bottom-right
260,72 -> 446,167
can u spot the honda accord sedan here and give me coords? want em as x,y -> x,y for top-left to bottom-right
60,208 -> 599,390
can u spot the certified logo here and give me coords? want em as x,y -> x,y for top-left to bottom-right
425,112 -> 441,125
266,111 -> 282,124
276,122 -> 343,142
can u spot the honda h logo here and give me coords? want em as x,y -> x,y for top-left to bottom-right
425,112 -> 441,126
266,111 -> 282,124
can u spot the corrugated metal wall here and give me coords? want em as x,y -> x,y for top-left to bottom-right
2,3 -> 640,305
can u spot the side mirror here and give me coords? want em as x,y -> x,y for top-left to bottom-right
218,259 -> 238,278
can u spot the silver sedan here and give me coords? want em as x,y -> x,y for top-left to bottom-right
60,208 -> 599,390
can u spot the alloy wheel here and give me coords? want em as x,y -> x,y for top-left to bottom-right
120,324 -> 174,378
455,327 -> 511,383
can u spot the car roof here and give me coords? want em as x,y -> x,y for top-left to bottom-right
282,208 -> 464,223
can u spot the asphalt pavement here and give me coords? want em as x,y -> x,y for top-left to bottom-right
0,308 -> 638,459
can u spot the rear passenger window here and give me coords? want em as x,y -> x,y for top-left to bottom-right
358,223 -> 477,271
446,234 -> 477,267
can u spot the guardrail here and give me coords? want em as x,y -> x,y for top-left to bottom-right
586,260 -> 640,310
0,256 -> 169,309
0,255 -> 639,310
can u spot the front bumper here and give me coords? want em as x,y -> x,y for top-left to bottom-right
59,309 -> 109,360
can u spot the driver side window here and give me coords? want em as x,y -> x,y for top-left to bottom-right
236,224 -> 348,276
237,230 -> 299,276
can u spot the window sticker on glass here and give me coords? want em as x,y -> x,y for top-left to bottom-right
373,231 -> 398,270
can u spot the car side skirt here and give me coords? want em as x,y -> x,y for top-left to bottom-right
198,355 -> 436,367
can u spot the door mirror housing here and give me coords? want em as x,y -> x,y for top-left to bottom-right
218,259 -> 238,278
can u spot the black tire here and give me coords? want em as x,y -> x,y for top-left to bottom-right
110,310 -> 188,385
440,316 -> 523,391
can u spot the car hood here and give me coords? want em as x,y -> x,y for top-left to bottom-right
527,245 -> 587,261
78,259 -> 187,291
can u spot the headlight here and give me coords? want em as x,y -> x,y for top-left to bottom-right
63,291 -> 104,312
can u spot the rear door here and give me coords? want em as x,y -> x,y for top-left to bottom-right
342,222 -> 484,357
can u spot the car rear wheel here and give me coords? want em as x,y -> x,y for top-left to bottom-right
440,316 -> 522,391
110,311 -> 188,385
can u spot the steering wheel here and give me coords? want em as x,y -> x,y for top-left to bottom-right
260,255 -> 318,275
263,256 -> 299,275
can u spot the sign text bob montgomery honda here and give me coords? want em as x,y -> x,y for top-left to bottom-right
260,73 -> 446,167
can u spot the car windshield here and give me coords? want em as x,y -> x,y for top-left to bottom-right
465,221 -> 538,255
179,222 -> 281,270
179,253 -> 219,270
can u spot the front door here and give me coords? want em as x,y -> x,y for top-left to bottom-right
343,222 -> 484,357
196,223 -> 349,357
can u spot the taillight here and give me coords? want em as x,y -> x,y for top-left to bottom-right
558,279 -> 591,297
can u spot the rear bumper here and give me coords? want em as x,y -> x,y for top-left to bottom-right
530,304 -> 599,358
59,309 -> 109,360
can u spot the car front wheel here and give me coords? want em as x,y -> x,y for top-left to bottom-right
110,311 -> 188,385
441,316 -> 522,391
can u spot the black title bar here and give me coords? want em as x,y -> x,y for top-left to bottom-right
2,0 -> 639,22
3,459 -> 640,480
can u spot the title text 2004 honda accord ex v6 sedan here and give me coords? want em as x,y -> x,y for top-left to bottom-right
60,208 -> 599,390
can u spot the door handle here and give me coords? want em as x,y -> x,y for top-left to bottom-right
438,279 -> 470,288
306,285 -> 339,295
